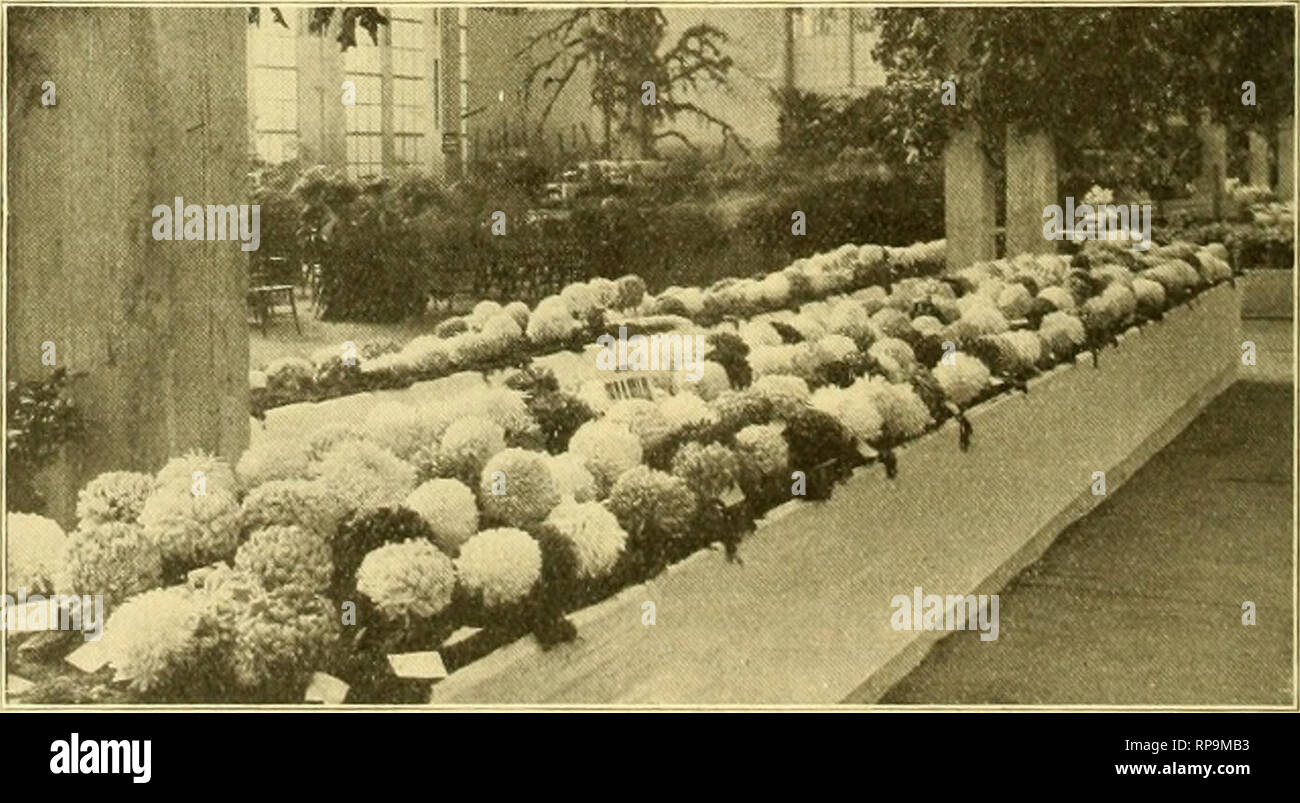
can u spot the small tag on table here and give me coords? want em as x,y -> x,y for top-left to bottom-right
8,675 -> 35,697
442,626 -> 482,649
304,672 -> 350,704
387,651 -> 448,681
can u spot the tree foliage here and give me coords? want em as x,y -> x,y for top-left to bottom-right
517,8 -> 745,157
248,6 -> 388,51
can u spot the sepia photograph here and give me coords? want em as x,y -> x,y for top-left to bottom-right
3,0 -> 1295,722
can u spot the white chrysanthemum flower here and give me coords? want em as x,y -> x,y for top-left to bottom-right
1037,285 -> 1076,311
560,282 -> 600,317
234,524 -> 332,593
756,273 -> 792,307
471,300 -> 504,328
738,320 -> 783,350
547,452 -> 598,503
855,376 -> 932,443
749,374 -> 811,418
61,520 -> 164,605
603,398 -> 672,449
481,311 -> 524,347
305,423 -> 366,461
76,471 -> 154,526
543,501 -> 627,580
911,315 -> 945,337
6,512 -> 66,594
568,420 -> 643,494
1091,264 -> 1136,289
1132,277 -> 1167,316
405,478 -> 480,553
588,277 -> 620,308
657,392 -> 719,432
479,448 -> 561,529
870,307 -> 913,340
154,451 -> 238,495
455,527 -> 542,609
787,314 -> 827,342
239,479 -> 346,540
436,417 -> 507,483
1099,283 -> 1137,320
235,440 -> 311,492
748,343 -> 804,378
824,300 -> 873,341
100,585 -> 203,693
503,300 -> 531,329
399,335 -> 453,374
997,283 -> 1035,319
138,486 -> 241,570
868,337 -> 917,372
1037,311 -> 1087,357
932,352 -> 992,407
309,440 -> 417,514
1195,249 -> 1232,284
812,385 -> 883,444
852,285 -> 889,315
356,539 -> 456,619
364,401 -> 442,461
1000,330 -> 1044,369
443,386 -> 535,439
815,333 -> 859,364
526,306 -> 582,346
734,423 -> 789,478
263,357 -> 315,391
951,302 -> 1010,342
576,379 -> 614,414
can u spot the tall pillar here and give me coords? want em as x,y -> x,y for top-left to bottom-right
943,124 -> 998,269
7,7 -> 250,524
1195,113 -> 1228,218
1277,116 -> 1295,200
1005,125 -> 1058,257
1247,129 -> 1272,188
941,11 -> 996,270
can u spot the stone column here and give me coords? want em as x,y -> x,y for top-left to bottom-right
943,125 -> 998,269
941,11 -> 996,270
1005,125 -> 1058,257
1247,129 -> 1272,188
1195,113 -> 1228,218
1277,116 -> 1295,200
6,7 -> 250,524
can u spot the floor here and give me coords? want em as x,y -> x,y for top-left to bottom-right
881,319 -> 1295,705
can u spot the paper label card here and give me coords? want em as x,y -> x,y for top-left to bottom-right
304,672 -> 350,704
387,651 -> 448,681
65,642 -> 109,673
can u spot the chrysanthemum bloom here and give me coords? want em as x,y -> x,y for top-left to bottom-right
997,283 -> 1035,319
824,300 -> 874,341
548,452 -> 599,503
75,471 -> 154,527
567,420 -> 643,495
1036,285 -> 1076,311
738,320 -> 783,350
748,374 -> 811,419
1099,283 -> 1138,321
527,304 -> 582,346
153,451 -> 238,495
239,479 -> 346,540
1091,264 -> 1136,290
434,416 -> 506,486
404,478 -> 479,553
456,527 -> 543,609
856,376 -> 932,444
560,282 -> 600,318
228,587 -> 339,695
364,401 -> 444,462
852,285 -> 889,315
443,386 -> 536,442
6,512 -> 67,594
670,442 -> 741,500
734,423 -> 790,480
932,352 -> 992,407
479,448 -> 562,529
309,439 -> 417,514
542,500 -> 629,580
709,390 -> 775,432
61,520 -> 164,606
870,307 -> 914,341
503,300 -> 531,329
263,356 -> 315,394
588,276 -> 619,308
868,337 -> 917,376
812,385 -> 884,445
235,440 -> 311,492
607,465 -> 697,542
1131,277 -> 1168,318
1037,311 -> 1088,359
398,334 -> 453,374
951,302 -> 1011,343
304,423 -> 367,461
356,539 -> 457,620
470,299 -> 504,327
235,525 -> 333,593
602,399 -> 672,450
815,333 -> 860,365
657,392 -> 719,435
671,360 -> 731,401
138,486 -> 242,572
100,585 -> 204,694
